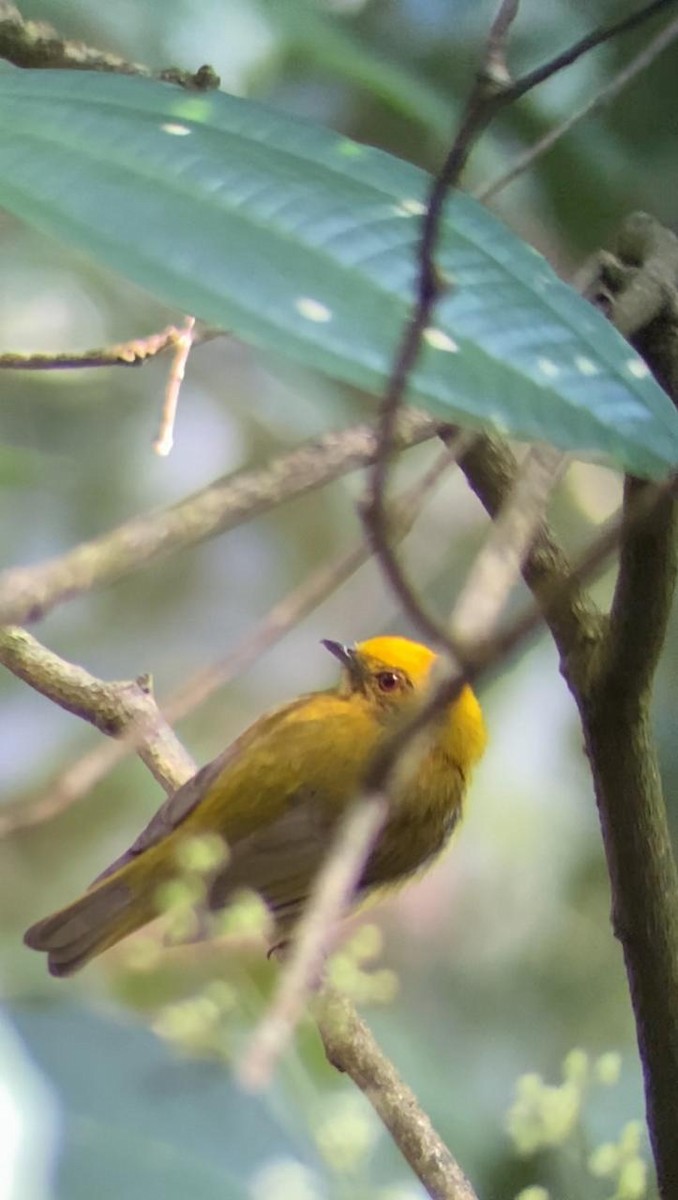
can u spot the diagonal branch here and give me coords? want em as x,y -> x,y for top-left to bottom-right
316,983 -> 479,1200
0,1 -> 219,87
503,0 -> 678,105
0,626 -> 195,791
0,410 -> 441,627
457,434 -> 603,686
0,323 -> 221,371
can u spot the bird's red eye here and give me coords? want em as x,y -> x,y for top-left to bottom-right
376,671 -> 400,692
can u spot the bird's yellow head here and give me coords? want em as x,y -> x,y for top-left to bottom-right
323,635 -> 487,770
323,635 -> 433,704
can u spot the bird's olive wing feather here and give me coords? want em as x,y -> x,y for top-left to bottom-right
208,794 -> 334,920
93,699 -> 311,884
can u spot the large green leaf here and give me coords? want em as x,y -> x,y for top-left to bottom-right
0,70 -> 675,478
10,1004 -> 316,1200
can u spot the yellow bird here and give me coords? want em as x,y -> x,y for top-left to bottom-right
25,636 -> 486,976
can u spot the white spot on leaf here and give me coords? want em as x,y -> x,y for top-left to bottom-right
537,357 -> 560,378
160,122 -> 192,137
574,355 -> 599,376
423,327 -> 458,353
295,297 -> 332,323
627,357 -> 649,379
395,198 -> 426,217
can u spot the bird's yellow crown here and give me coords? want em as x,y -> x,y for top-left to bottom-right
355,635 -> 436,683
356,635 -> 486,767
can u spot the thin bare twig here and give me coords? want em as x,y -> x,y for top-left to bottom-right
238,795 -> 389,1091
0,323 -> 221,371
485,0 -> 521,83
362,1 -> 523,655
502,0 -> 678,106
477,11 -> 678,203
0,410 -> 441,628
0,1 -> 219,87
153,317 -> 196,456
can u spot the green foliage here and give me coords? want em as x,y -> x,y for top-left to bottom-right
0,70 -> 675,477
507,1049 -> 651,1200
589,1122 -> 648,1200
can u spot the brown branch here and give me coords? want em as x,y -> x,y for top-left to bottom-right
580,212 -> 678,695
457,435 -> 603,685
580,211 -> 678,388
0,409 -> 441,627
0,1 -> 219,88
573,218 -> 678,1197
458,211 -> 678,1198
0,323 -> 221,371
578,694 -> 678,1200
0,626 -> 196,791
316,983 -> 479,1200
449,444 -> 567,650
603,478 -> 678,696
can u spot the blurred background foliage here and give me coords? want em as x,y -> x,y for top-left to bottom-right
1,0 -> 676,1197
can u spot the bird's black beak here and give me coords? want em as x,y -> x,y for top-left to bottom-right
322,640 -> 365,691
322,639 -> 355,669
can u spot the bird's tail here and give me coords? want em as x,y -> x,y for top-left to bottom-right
24,865 -> 158,977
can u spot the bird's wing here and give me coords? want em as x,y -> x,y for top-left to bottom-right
207,790 -> 334,921
93,698 -> 311,884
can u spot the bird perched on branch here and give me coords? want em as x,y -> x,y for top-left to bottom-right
25,636 -> 486,976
